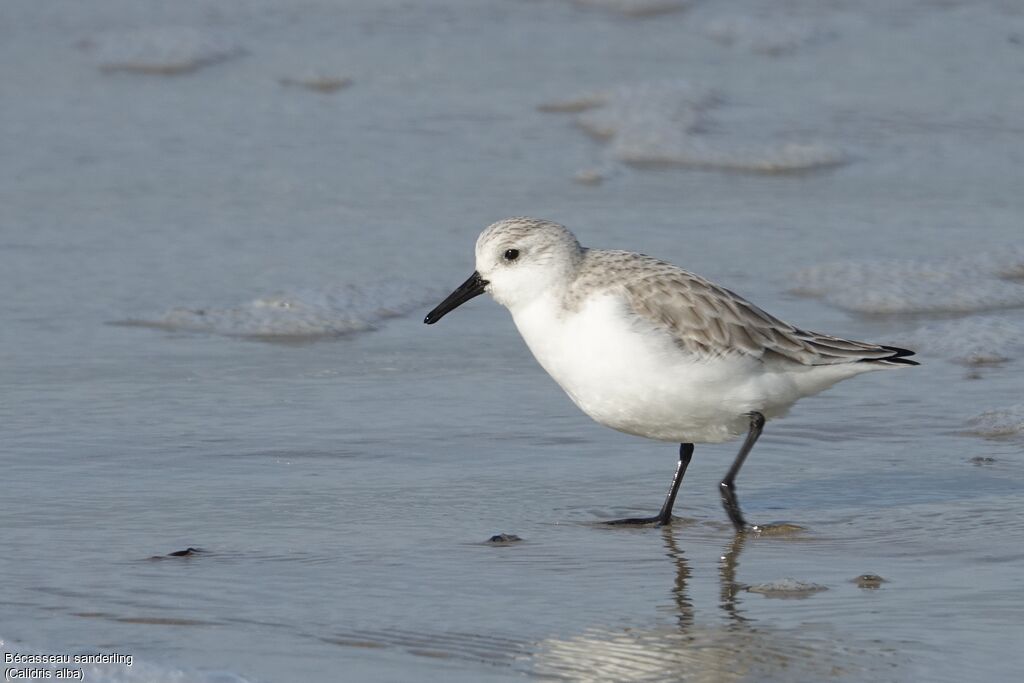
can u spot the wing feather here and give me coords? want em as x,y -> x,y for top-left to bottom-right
570,250 -> 914,366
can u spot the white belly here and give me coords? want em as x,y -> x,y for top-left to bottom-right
510,293 -> 862,443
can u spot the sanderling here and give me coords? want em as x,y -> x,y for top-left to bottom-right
425,218 -> 917,531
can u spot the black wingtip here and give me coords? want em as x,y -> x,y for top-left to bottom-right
876,345 -> 919,366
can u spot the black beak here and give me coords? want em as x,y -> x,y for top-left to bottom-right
424,271 -> 489,324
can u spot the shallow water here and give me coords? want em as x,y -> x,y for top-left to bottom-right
2,0 -> 1024,681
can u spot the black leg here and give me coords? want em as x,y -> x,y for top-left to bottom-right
606,443 -> 694,527
719,412 -> 765,533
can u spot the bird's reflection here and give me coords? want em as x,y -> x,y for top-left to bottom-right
661,526 -> 695,630
717,531 -> 749,628
531,529 -> 775,681
661,527 -> 749,631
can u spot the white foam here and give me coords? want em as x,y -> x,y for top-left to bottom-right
746,578 -> 829,598
88,28 -> 243,75
0,637 -> 254,683
117,281 -> 438,340
703,15 -> 831,55
570,0 -> 693,17
573,81 -> 716,139
791,247 -> 1024,315
896,317 -> 1024,365
614,136 -> 845,172
540,80 -> 845,173
965,405 -> 1024,438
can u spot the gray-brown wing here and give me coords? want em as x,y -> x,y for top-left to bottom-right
615,261 -> 909,366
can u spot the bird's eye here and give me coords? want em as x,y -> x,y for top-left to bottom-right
504,249 -> 520,262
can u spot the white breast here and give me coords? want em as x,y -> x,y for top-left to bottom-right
509,292 -> 768,443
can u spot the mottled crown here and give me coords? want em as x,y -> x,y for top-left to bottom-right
476,217 -> 583,264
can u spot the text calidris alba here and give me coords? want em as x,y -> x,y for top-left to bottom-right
425,218 -> 917,531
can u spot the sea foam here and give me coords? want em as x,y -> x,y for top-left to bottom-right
896,316 -> 1024,365
116,281 -> 437,341
540,80 -> 845,174
87,27 -> 243,75
791,247 -> 1024,315
964,405 -> 1024,438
